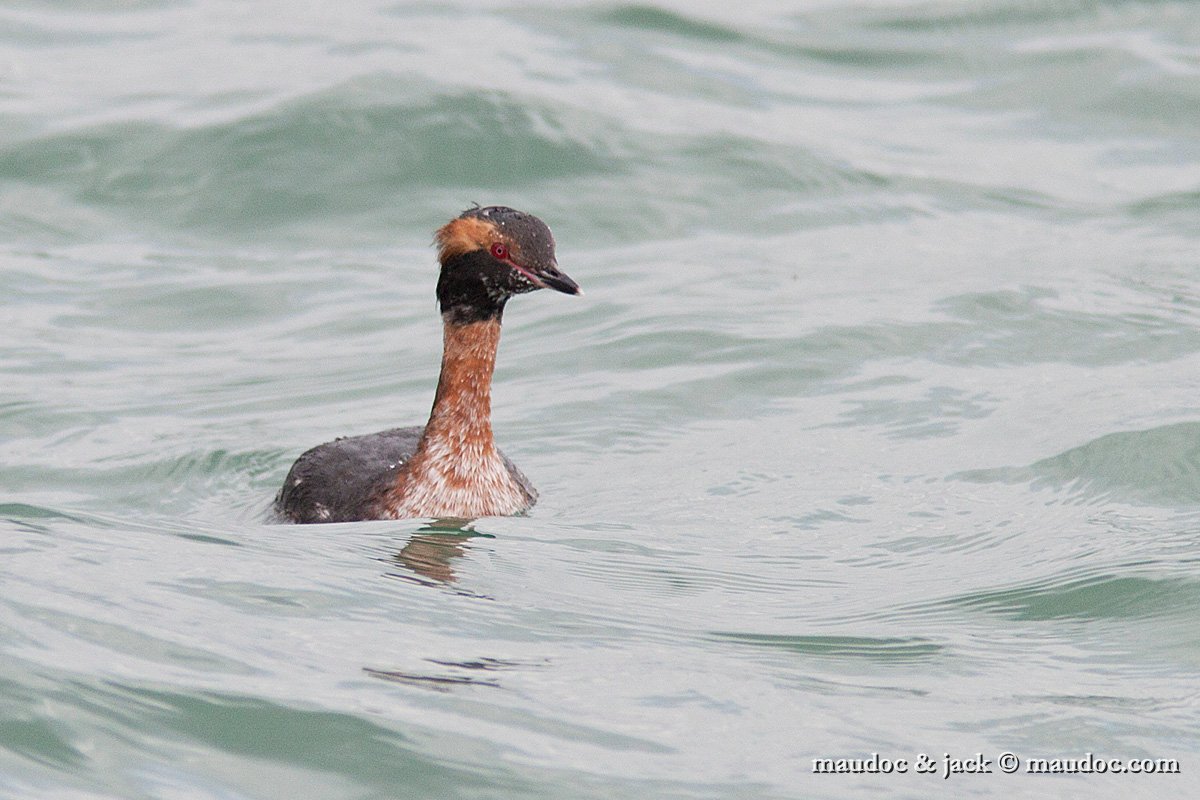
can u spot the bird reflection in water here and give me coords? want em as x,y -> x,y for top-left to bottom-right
365,659 -> 512,691
370,521 -> 546,690
384,519 -> 490,588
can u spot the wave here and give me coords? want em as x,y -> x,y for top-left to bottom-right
954,422 -> 1200,507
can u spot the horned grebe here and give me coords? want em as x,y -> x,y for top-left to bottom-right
275,206 -> 580,523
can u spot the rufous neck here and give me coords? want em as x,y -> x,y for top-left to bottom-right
422,316 -> 502,443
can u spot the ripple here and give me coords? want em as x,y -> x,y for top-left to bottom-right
0,673 -> 87,771
914,571 -> 1200,622
3,598 -> 255,675
0,502 -> 86,523
955,422 -> 1200,506
863,0 -> 1100,31
709,632 -> 944,663
595,5 -> 743,43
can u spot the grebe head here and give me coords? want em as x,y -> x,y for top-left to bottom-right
434,206 -> 580,322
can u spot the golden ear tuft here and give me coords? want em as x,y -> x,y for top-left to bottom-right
435,216 -> 497,263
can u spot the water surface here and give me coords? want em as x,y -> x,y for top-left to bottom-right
3,1 -> 1200,798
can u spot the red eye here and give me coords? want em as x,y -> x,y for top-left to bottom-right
490,242 -> 509,260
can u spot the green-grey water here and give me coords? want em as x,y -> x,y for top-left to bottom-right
3,1 -> 1199,798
